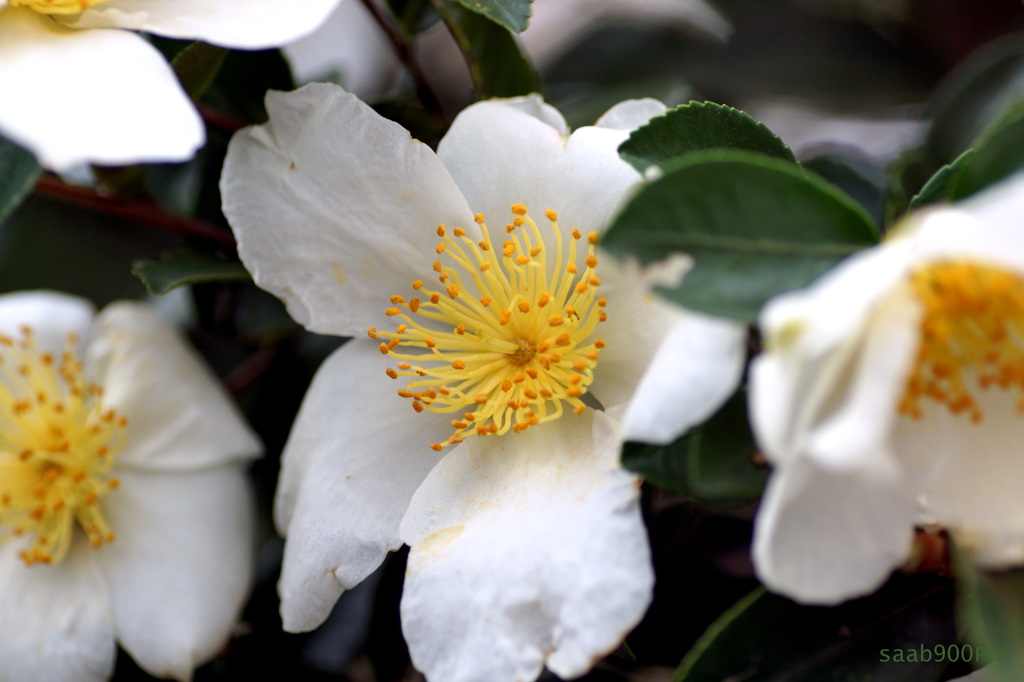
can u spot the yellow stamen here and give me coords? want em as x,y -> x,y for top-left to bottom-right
10,0 -> 110,14
899,261 -> 1024,424
0,328 -> 125,566
375,205 -> 607,449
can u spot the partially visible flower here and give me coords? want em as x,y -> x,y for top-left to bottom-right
221,83 -> 745,681
0,291 -> 261,681
750,173 -> 1024,604
0,0 -> 342,171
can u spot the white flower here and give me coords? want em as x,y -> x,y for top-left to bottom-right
0,0 -> 342,171
0,290 -> 262,681
220,83 -> 746,682
750,172 -> 1024,605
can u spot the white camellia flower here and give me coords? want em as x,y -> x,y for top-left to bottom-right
221,83 -> 746,682
750,172 -> 1024,605
0,290 -> 262,681
0,0 -> 341,171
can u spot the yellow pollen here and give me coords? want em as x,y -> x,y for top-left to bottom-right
376,203 -> 606,449
0,328 -> 124,567
10,0 -> 110,15
898,261 -> 1024,424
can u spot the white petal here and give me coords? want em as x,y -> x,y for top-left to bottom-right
0,9 -> 203,171
0,540 -> 115,682
895,389 -> 1024,568
274,339 -> 449,632
620,309 -> 745,445
85,303 -> 261,472
586,258 -> 689,410
399,411 -> 652,682
595,99 -> 667,131
69,0 -> 340,49
437,98 -> 645,238
804,282 -> 919,472
751,239 -> 918,465
94,466 -> 254,682
753,457 -> 916,605
221,83 -> 475,336
0,290 -> 93,356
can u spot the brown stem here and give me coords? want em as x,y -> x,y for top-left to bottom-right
197,103 -> 247,134
357,0 -> 446,120
33,175 -> 236,249
225,345 -> 281,394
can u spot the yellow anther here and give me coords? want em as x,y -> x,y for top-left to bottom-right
475,214 -> 485,224
390,295 -> 405,304
386,368 -> 398,379
437,225 -> 446,237
367,327 -> 378,338
412,280 -> 424,289
377,203 -> 606,449
587,231 -> 599,245
385,308 -> 401,317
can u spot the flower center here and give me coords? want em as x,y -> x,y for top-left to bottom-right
369,204 -> 607,451
0,327 -> 125,566
9,0 -> 110,14
898,261 -> 1024,424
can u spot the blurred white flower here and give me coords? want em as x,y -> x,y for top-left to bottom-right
0,0 -> 342,171
221,83 -> 745,682
0,291 -> 261,681
751,173 -> 1024,604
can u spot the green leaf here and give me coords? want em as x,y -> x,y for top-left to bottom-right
438,1 -> 541,98
803,153 -> 887,228
955,549 -> 1024,681
454,0 -> 531,33
0,137 -> 41,225
603,150 -> 878,323
927,32 -> 1024,166
908,149 -> 976,212
619,102 -> 796,172
675,577 -> 956,682
172,42 -> 229,100
131,251 -> 250,295
622,390 -> 766,507
947,104 -> 1024,200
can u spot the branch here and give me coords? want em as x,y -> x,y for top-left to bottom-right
33,175 -> 237,249
358,0 -> 447,120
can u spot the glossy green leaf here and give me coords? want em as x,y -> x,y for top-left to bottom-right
955,550 -> 1024,682
622,390 -> 766,507
804,153 -> 887,228
619,101 -> 796,172
675,577 -> 956,682
927,32 -> 1024,166
908,149 -> 976,212
172,42 -> 229,100
132,251 -> 250,295
603,150 -> 878,323
454,0 -> 531,33
439,1 -> 541,98
0,137 -> 41,226
947,105 -> 1024,200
